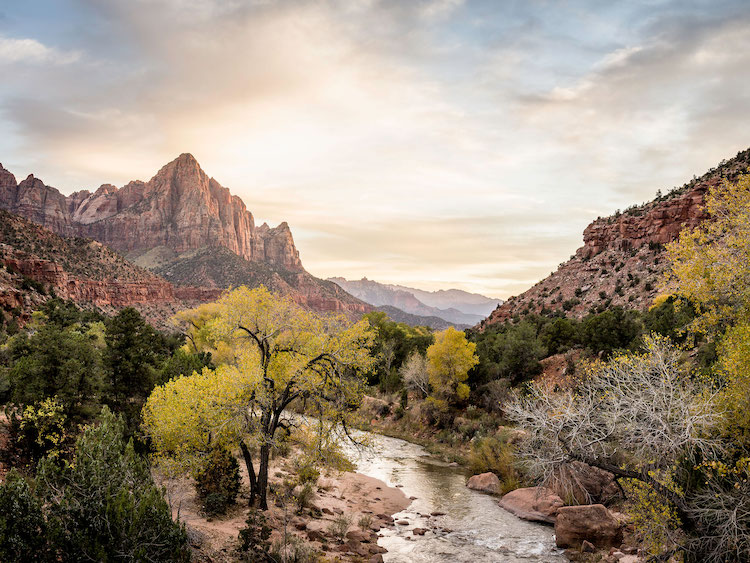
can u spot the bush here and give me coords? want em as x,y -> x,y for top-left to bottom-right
0,470 -> 50,562
328,513 -> 352,541
295,482 -> 314,514
297,462 -> 320,485
195,445 -> 241,516
468,435 -> 524,494
422,396 -> 453,428
238,509 -> 272,561
36,407 -> 190,562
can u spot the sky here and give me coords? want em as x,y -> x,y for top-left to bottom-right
1,0 -> 749,298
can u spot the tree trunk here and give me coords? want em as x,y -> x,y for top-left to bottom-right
256,443 -> 271,510
239,440 -> 257,506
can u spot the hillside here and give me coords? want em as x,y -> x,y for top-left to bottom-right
483,147 -> 750,327
0,210 -> 204,325
329,277 -> 498,325
0,156 -> 368,315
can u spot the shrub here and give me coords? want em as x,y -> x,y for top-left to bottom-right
295,483 -> 314,514
36,407 -> 189,562
194,445 -> 241,516
328,513 -> 352,541
238,509 -> 272,561
468,435 -> 524,494
0,470 -> 50,562
358,513 -> 373,531
297,462 -> 320,485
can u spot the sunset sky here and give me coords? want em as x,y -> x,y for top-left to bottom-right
1,0 -> 749,298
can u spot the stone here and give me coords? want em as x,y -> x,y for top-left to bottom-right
581,540 -> 596,553
306,530 -> 324,542
412,528 -> 427,536
467,472 -> 502,495
498,486 -> 564,524
396,520 -> 409,525
549,461 -> 621,505
554,504 -> 624,549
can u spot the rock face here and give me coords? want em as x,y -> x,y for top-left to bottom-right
0,155 -> 301,271
0,156 -> 368,315
498,486 -> 564,524
466,472 -> 501,495
554,504 -> 623,549
482,148 -> 750,326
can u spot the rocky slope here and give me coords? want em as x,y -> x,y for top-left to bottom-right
482,148 -> 750,327
0,156 -> 368,315
329,277 -> 499,325
0,209 -> 220,327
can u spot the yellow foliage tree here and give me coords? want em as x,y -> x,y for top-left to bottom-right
143,286 -> 374,509
426,327 -> 478,403
666,172 -> 750,334
667,172 -> 750,451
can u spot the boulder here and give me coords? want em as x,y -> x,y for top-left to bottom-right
498,486 -> 564,524
549,461 -> 621,505
554,504 -> 623,549
466,472 -> 502,495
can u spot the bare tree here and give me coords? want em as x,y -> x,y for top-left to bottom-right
507,335 -> 726,553
400,350 -> 429,397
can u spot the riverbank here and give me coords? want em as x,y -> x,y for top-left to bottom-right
156,444 -> 410,562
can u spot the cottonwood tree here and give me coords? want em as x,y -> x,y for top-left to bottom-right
143,286 -> 374,510
426,327 -> 478,404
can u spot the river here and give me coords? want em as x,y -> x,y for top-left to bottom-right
342,431 -> 565,562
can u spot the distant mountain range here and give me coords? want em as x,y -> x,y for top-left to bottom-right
0,154 -> 368,315
329,277 -> 502,326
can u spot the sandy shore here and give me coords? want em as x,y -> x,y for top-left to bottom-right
157,451 -> 410,562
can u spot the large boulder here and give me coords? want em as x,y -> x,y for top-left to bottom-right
466,472 -> 501,495
498,486 -> 564,524
548,461 -> 621,505
554,504 -> 623,549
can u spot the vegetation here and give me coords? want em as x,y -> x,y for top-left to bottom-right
143,286 -> 375,510
195,445 -> 242,516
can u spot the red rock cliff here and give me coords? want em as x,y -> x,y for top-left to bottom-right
0,154 -> 303,272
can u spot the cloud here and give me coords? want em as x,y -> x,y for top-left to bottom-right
1,0 -> 749,297
0,35 -> 80,65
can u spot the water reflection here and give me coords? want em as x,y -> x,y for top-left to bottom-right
342,431 -> 564,562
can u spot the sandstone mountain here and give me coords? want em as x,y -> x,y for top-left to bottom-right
329,277 -> 501,325
482,147 -> 750,327
0,155 -> 368,315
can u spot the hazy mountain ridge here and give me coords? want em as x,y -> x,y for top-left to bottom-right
329,277 -> 501,325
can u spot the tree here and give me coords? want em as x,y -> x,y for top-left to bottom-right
579,307 -> 640,357
426,327 -> 478,403
400,350 -> 429,397
0,470 -> 50,562
36,407 -> 189,562
8,324 -> 103,423
469,320 -> 545,387
144,286 -> 375,510
507,336 -> 738,560
104,307 -> 167,422
667,172 -> 750,333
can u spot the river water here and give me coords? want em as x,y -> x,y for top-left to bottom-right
342,431 -> 565,562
